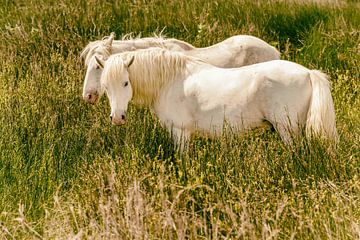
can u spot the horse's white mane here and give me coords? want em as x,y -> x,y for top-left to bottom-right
101,48 -> 196,106
80,32 -> 170,66
80,40 -> 112,66
81,31 -> 195,68
120,31 -> 167,41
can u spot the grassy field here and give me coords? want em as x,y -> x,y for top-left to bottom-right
0,0 -> 359,239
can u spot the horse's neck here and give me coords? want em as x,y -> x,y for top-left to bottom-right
110,41 -> 133,53
186,42 -> 224,59
181,58 -> 204,73
112,38 -> 162,52
187,41 -> 242,68
127,70 -> 171,107
137,38 -> 163,47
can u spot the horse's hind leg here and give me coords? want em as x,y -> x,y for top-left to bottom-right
267,111 -> 302,144
275,122 -> 298,144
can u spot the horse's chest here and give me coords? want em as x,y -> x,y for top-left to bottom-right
153,86 -> 196,129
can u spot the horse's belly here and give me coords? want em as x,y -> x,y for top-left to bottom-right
194,105 -> 266,136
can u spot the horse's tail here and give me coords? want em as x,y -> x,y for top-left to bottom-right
306,70 -> 338,142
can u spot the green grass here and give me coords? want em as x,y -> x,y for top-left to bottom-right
0,0 -> 359,239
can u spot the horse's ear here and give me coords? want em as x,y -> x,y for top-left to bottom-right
95,56 -> 105,69
125,56 -> 135,68
104,32 -> 115,47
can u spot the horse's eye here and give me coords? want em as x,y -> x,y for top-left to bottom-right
124,81 -> 129,87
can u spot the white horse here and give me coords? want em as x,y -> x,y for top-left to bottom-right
96,48 -> 337,147
81,33 -> 280,104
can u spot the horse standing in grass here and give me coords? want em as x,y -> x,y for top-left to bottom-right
96,48 -> 337,147
81,33 -> 280,104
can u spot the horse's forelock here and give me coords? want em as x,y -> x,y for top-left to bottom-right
80,41 -> 97,62
101,55 -> 127,87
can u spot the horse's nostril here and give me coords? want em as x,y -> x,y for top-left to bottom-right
110,115 -> 113,121
88,94 -> 92,100
121,114 -> 126,120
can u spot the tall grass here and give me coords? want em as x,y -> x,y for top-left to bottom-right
0,0 -> 359,238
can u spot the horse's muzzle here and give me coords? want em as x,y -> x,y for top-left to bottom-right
110,114 -> 126,125
83,92 -> 99,104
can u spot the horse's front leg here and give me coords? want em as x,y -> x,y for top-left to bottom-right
170,127 -> 190,152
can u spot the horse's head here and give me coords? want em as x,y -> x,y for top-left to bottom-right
82,33 -> 115,104
96,54 -> 135,125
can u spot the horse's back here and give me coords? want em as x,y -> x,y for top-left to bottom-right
241,60 -> 313,101
241,60 -> 311,79
186,60 -> 313,114
229,35 -> 280,65
245,60 -> 313,124
188,35 -> 280,68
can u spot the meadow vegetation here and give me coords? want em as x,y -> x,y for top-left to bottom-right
0,0 -> 359,239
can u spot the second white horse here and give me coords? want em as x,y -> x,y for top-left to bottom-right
81,33 -> 280,104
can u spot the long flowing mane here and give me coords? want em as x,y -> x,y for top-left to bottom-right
101,48 -> 197,106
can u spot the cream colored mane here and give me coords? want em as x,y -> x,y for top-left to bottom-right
81,34 -> 169,66
120,32 -> 193,51
101,48 -> 196,106
81,33 -> 193,67
80,40 -> 112,66
120,32 -> 166,41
